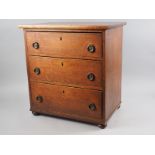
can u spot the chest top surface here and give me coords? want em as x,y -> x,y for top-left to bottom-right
19,22 -> 126,30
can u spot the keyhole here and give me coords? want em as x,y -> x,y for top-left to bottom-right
62,90 -> 65,94
60,37 -> 62,41
61,62 -> 64,67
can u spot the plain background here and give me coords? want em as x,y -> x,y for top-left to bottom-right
0,19 -> 155,134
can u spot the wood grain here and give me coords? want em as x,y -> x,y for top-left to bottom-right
28,56 -> 103,90
19,22 -> 126,30
104,27 -> 123,122
30,82 -> 103,120
20,22 -> 126,128
26,32 -> 103,59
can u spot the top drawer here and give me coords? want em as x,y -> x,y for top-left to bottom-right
25,32 -> 103,59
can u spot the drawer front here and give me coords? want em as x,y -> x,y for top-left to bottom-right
30,82 -> 102,119
26,32 -> 102,59
29,56 -> 102,90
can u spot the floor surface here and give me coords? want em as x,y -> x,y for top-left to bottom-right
0,75 -> 155,135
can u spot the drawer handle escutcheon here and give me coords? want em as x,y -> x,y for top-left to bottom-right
87,44 -> 96,53
34,67 -> 40,75
89,103 -> 96,111
32,42 -> 39,49
36,96 -> 43,103
87,73 -> 95,81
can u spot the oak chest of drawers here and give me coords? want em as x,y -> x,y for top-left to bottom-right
20,22 -> 126,128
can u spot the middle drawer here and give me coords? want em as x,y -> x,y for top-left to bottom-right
28,56 -> 103,90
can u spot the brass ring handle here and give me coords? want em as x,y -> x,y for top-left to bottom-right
36,96 -> 43,103
32,42 -> 39,49
89,103 -> 96,111
87,44 -> 96,53
34,67 -> 40,75
87,73 -> 95,81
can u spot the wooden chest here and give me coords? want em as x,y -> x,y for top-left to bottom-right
19,22 -> 126,128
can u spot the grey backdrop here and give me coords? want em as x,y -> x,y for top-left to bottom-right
0,19 -> 155,134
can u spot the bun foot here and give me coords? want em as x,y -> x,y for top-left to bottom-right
117,104 -> 121,109
98,124 -> 107,129
32,112 -> 40,116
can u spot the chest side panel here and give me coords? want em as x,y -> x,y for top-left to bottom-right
104,27 -> 123,121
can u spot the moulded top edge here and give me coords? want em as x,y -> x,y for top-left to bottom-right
19,22 -> 126,30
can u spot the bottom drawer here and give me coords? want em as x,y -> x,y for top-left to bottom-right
30,82 -> 103,120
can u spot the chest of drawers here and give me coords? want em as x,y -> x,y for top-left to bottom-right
20,22 -> 126,128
